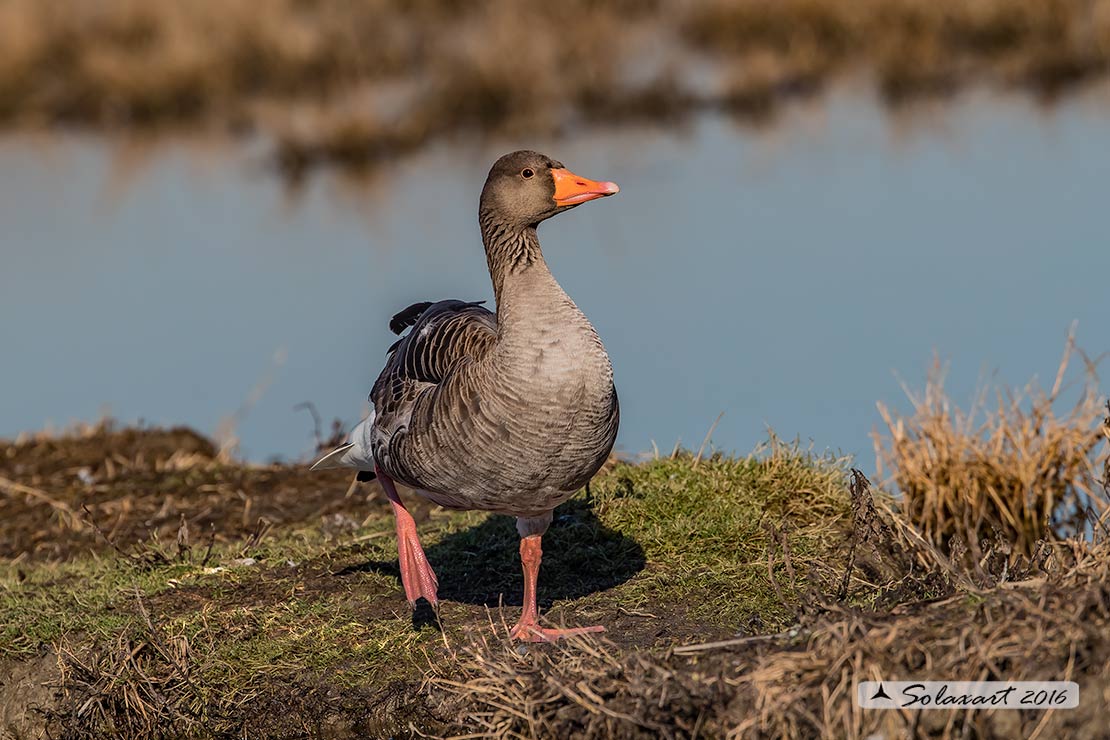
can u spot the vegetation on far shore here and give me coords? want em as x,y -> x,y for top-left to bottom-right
2,0 -> 1109,174
1,346 -> 1107,738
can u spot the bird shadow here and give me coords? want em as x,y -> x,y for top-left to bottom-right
348,497 -> 645,626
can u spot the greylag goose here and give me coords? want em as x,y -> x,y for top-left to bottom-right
313,151 -> 620,641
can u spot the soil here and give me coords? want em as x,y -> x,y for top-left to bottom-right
0,425 -> 376,561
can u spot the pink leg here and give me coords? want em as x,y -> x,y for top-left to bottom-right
376,467 -> 438,606
509,535 -> 606,642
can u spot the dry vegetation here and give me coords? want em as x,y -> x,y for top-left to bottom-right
426,536 -> 1110,738
1,0 -> 1109,173
875,340 -> 1109,569
1,352 -> 1108,738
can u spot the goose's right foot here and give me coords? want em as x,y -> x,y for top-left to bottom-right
377,467 -> 439,606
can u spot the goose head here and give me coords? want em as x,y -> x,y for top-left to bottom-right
480,150 -> 619,229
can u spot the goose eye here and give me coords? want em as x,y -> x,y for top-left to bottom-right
521,168 -> 535,179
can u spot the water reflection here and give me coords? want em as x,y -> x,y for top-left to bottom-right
2,86 -> 1107,463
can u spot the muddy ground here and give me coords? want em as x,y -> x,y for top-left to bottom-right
1,424 -> 1108,739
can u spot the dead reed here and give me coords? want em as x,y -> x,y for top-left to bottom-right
874,338 -> 1108,565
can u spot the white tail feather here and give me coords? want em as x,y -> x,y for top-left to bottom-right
310,443 -> 357,470
309,412 -> 376,472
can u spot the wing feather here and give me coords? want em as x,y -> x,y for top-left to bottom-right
388,301 -> 435,335
372,299 -> 495,422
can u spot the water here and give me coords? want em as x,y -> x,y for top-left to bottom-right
2,88 -> 1108,463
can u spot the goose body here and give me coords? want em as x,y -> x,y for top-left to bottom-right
313,151 -> 621,640
375,282 -> 618,516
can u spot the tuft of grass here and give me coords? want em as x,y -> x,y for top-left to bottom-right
875,338 -> 1108,564
586,439 -> 854,628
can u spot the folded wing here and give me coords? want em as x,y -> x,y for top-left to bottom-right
370,300 -> 497,479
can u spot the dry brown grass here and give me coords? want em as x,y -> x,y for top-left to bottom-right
874,337 -> 1108,568
53,606 -> 204,737
1,0 -> 1109,171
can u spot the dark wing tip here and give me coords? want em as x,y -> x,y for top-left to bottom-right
389,302 -> 434,335
356,470 -> 377,482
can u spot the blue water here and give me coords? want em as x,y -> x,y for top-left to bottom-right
2,88 -> 1107,464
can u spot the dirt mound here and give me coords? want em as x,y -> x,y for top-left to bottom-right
0,424 -> 371,560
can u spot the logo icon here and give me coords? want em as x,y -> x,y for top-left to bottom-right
870,683 -> 891,701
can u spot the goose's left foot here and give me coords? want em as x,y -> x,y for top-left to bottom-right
508,534 -> 605,642
509,620 -> 606,642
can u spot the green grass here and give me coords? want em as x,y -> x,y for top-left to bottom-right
586,444 -> 853,626
0,556 -> 186,655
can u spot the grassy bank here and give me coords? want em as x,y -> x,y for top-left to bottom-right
1,377 -> 1107,737
2,1 -> 1109,174
1,425 -> 864,737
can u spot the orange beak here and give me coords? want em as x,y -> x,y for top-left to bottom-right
552,168 -> 620,206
